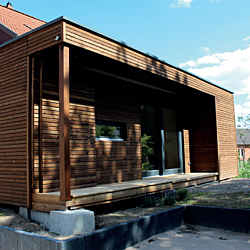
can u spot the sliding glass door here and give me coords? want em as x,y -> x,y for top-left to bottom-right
140,105 -> 183,177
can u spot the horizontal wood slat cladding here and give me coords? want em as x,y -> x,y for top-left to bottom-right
0,21 -> 62,206
95,73 -> 142,184
33,57 -> 96,193
0,50 -> 27,206
65,21 -> 237,180
190,105 -> 218,173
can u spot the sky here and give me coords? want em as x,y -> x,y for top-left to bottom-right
6,0 -> 250,124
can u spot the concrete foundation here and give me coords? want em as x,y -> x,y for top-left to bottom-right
19,207 -> 95,236
50,209 -> 95,235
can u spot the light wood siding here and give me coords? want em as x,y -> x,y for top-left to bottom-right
65,21 -> 237,180
183,130 -> 191,174
33,57 -> 96,193
95,74 -> 142,184
0,22 -> 62,205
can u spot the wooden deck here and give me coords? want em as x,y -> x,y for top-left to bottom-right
32,172 -> 218,212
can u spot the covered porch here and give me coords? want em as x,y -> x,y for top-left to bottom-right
24,17 -> 236,213
32,172 -> 218,212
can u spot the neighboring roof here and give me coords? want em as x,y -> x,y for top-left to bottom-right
0,3 -> 45,35
236,129 -> 250,146
0,14 -> 234,94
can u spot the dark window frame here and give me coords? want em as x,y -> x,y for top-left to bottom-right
95,120 -> 127,141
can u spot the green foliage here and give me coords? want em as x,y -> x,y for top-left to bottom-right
236,163 -> 250,178
163,190 -> 178,206
164,196 -> 176,205
141,133 -> 154,170
142,193 -> 158,207
96,125 -> 116,137
196,192 -> 206,196
176,189 -> 189,201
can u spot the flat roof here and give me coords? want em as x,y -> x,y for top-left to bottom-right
0,16 -> 233,94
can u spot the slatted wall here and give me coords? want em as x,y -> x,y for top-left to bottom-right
33,57 -> 96,193
0,21 -> 62,205
95,74 -> 142,184
190,106 -> 218,173
0,54 -> 27,206
65,21 -> 237,179
183,130 -> 191,174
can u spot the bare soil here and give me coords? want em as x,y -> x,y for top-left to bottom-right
0,178 -> 249,240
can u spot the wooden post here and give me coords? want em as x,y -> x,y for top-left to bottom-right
26,56 -> 34,208
59,43 -> 71,201
39,58 -> 43,193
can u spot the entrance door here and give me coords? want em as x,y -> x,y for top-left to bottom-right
140,106 -> 159,177
140,106 -> 183,177
162,109 -> 183,175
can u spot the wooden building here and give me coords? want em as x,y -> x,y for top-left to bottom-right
0,6 -> 238,212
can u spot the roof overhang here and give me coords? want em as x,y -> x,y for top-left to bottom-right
0,22 -> 18,38
0,16 -> 234,94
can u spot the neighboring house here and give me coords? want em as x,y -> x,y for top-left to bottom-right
236,129 -> 250,161
0,3 -> 238,212
0,2 -> 45,44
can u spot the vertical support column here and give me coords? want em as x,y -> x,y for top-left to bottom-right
27,56 -> 34,208
39,58 -> 43,193
59,43 -> 71,201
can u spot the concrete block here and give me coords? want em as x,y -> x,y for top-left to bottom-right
245,209 -> 250,234
50,209 -> 95,235
0,226 -> 18,250
85,228 -> 107,250
122,218 -> 141,248
62,235 -> 85,250
106,224 -> 124,250
19,207 -> 28,219
17,231 -> 59,250
185,206 -> 247,233
30,210 -> 50,229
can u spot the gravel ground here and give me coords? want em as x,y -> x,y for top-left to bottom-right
188,178 -> 250,194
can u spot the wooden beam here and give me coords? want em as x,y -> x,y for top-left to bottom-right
26,56 -> 34,208
59,43 -> 71,201
39,58 -> 43,193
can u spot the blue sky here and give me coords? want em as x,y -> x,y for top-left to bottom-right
7,0 -> 250,120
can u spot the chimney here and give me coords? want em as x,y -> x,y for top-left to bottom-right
6,1 -> 14,9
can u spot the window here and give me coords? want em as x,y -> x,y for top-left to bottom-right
239,148 -> 245,158
95,121 -> 126,141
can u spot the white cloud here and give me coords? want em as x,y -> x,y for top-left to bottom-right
179,60 -> 197,68
200,47 -> 211,53
179,47 -> 250,117
170,0 -> 193,8
243,36 -> 250,41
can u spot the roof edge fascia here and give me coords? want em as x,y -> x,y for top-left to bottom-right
0,22 -> 18,38
0,16 -> 234,94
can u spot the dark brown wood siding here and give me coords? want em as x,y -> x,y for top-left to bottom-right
190,106 -> 218,173
95,74 -> 142,184
33,57 -> 96,193
0,22 -> 62,205
65,21 -> 237,179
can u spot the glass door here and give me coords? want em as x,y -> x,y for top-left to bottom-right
162,109 -> 183,175
140,105 -> 159,177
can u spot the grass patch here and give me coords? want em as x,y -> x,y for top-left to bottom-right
177,192 -> 250,209
235,161 -> 250,178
